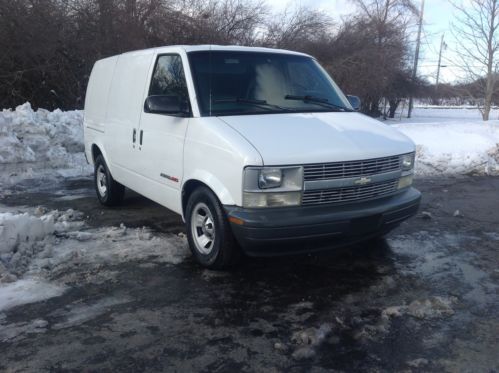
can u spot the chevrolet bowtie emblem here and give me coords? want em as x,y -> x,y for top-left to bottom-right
354,177 -> 372,185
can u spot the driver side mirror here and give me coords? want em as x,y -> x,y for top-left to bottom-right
347,95 -> 361,111
144,95 -> 190,116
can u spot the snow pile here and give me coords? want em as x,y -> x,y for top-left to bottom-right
0,212 -> 56,254
0,206 -> 189,312
0,208 -> 83,283
0,103 -> 91,186
392,121 -> 499,176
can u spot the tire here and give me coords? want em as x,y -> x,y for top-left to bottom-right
94,154 -> 125,206
185,186 -> 241,269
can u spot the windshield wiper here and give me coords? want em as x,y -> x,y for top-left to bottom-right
213,97 -> 296,112
284,95 -> 353,112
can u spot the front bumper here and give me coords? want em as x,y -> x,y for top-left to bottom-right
225,187 -> 421,256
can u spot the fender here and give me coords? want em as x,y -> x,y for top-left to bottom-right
181,170 -> 237,218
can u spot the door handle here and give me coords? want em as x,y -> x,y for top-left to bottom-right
140,130 -> 143,145
133,128 -> 137,143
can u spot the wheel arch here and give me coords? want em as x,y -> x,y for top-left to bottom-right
89,143 -> 112,170
181,175 -> 236,220
91,144 -> 103,164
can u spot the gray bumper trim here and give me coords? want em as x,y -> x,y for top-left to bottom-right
224,187 -> 421,256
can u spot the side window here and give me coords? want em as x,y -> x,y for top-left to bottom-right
149,55 -> 188,100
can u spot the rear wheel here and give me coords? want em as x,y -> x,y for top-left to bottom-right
186,186 -> 241,269
94,154 -> 125,206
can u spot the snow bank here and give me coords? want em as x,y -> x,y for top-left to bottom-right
392,121 -> 499,176
1,103 -> 498,182
0,103 -> 91,186
413,106 -> 499,120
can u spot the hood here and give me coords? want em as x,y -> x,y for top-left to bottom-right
218,112 -> 415,165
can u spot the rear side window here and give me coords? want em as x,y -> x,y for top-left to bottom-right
149,55 -> 188,100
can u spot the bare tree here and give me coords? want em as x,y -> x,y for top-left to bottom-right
338,0 -> 417,115
260,6 -> 332,49
452,0 -> 499,121
0,0 -> 418,113
353,0 -> 417,28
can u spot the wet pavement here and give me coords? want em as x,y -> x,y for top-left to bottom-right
1,176 -> 499,372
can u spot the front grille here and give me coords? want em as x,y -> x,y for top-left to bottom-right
303,155 -> 402,181
302,179 -> 399,206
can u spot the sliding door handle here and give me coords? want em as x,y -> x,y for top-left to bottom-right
140,130 -> 143,145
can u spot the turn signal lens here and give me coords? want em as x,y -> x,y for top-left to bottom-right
243,191 -> 301,208
398,174 -> 413,189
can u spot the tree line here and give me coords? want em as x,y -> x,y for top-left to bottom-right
0,0 -> 425,115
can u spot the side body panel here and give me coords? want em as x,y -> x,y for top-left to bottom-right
133,52 -> 191,214
134,113 -> 189,213
182,117 -> 263,210
83,56 -> 118,164
105,50 -> 155,179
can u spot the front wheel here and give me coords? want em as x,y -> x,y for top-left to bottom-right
186,187 -> 241,269
94,154 -> 125,206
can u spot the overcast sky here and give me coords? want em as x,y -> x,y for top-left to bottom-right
270,0 -> 460,84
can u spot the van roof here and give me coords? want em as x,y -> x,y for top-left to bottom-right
120,45 -> 311,58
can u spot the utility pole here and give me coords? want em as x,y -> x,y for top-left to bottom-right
408,0 -> 425,118
435,33 -> 446,92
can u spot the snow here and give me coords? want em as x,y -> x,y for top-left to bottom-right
398,106 -> 499,122
1,103 -> 499,185
0,279 -> 66,312
382,296 -> 457,320
1,102 -> 499,181
386,107 -> 499,176
0,103 -> 91,187
0,209 -> 84,282
396,121 -> 499,175
0,206 -> 189,312
0,212 -> 55,254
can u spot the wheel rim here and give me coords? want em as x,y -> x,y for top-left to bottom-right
96,165 -> 107,197
190,202 -> 216,255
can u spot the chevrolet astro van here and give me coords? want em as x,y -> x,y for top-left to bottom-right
84,45 -> 421,269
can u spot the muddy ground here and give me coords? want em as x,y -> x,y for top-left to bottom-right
1,176 -> 498,372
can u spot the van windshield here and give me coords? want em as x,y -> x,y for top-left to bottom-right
187,51 -> 353,117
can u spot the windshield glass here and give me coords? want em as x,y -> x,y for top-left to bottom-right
187,51 -> 353,116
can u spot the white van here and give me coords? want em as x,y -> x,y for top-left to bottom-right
84,45 -> 421,269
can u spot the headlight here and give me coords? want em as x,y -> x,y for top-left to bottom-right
243,166 -> 303,208
401,153 -> 415,171
258,168 -> 282,189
